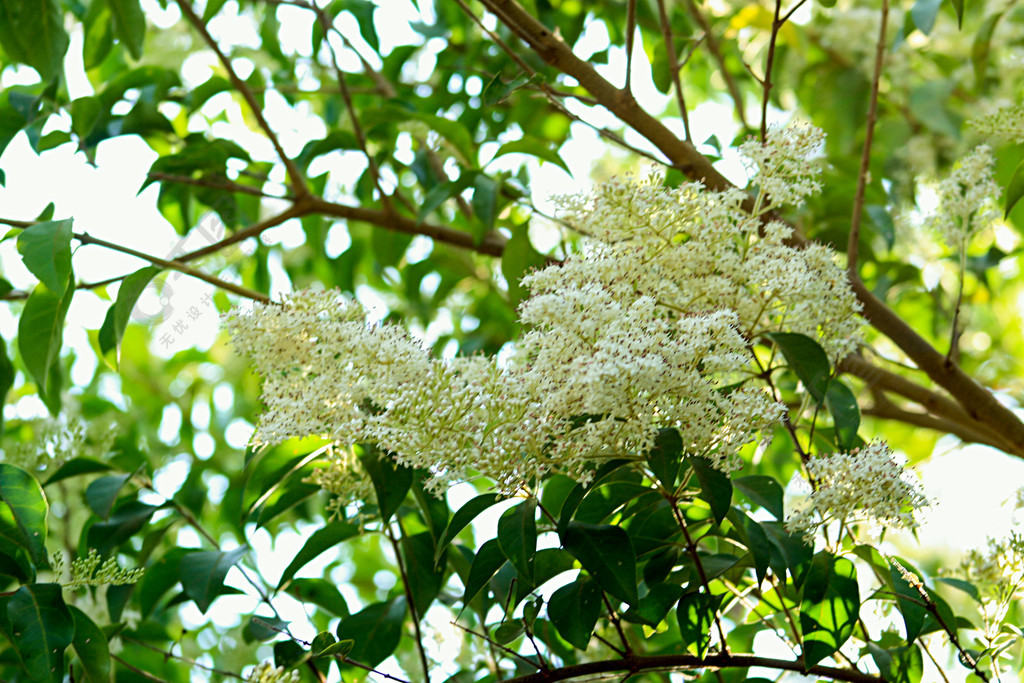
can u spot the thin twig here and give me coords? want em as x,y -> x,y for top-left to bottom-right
174,0 -> 309,198
684,0 -> 748,129
625,0 -> 637,93
73,232 -> 271,303
386,521 -> 432,682
760,0 -> 785,141
847,0 -> 889,272
655,0 -> 692,140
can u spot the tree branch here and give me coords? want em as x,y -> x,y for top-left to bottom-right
174,0 -> 309,199
502,652 -> 884,683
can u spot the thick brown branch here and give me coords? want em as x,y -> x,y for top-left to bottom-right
502,652 -> 883,683
864,395 -> 1012,453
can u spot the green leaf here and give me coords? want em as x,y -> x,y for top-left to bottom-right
284,578 -> 350,617
179,546 -> 248,613
890,558 -> 928,642
360,446 -> 412,523
1005,158 -> 1024,219
471,173 -> 498,233
865,205 -> 896,250
497,499 -> 537,584
647,428 -> 683,489
6,585 -> 73,683
462,538 -> 507,605
42,458 -> 112,485
732,476 -> 784,520
951,0 -> 965,28
87,500 -> 158,557
317,638 -> 354,659
245,615 -> 289,643
762,521 -> 814,585
910,0 -> 943,35
547,575 -> 601,649
97,266 -> 160,365
825,381 -> 860,451
69,606 -> 111,683
18,282 -> 74,413
491,137 -> 571,175
436,493 -> 503,562
0,0 -> 69,81
688,456 -> 733,525
296,130 -> 360,169
85,472 -> 134,520
405,111 -> 476,167
868,642 -> 924,683
108,0 -> 145,59
139,547 -> 195,617
935,577 -> 982,603
417,181 -> 457,225
401,531 -> 446,616
0,464 -> 49,569
276,521 -> 359,590
800,552 -> 860,668
335,598 -> 406,669
560,521 -> 638,606
558,459 -> 632,530
677,591 -> 720,658
0,335 -> 14,431
766,332 -> 831,401
16,219 -> 73,297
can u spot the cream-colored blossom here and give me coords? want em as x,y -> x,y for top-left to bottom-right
245,662 -> 300,683
928,145 -> 1001,248
786,441 -> 929,544
739,123 -> 825,209
955,531 -> 1024,640
56,549 -> 145,588
969,103 -> 1024,144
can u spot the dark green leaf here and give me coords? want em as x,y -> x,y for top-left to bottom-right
108,0 -> 145,59
558,460 -> 632,530
766,332 -> 831,401
245,615 -> 289,643
677,591 -> 721,658
7,584 -> 74,683
688,456 -> 733,525
890,558 -> 928,642
866,205 -> 896,250
951,0 -> 965,27
825,380 -> 860,451
69,606 -> 111,683
284,578 -> 350,617
647,428 -> 683,489
626,583 -> 683,627
277,521 -> 359,590
180,546 -> 248,613
335,598 -> 406,669
87,501 -> 158,557
935,577 -> 981,604
85,472 -> 134,520
497,499 -> 537,584
0,337 -> 14,433
462,538 -> 506,605
401,531 -> 446,616
472,173 -> 498,233
436,493 -> 503,562
17,219 -> 72,297
360,446 -> 412,523
43,458 -> 112,487
733,476 -> 784,520
0,463 -> 49,569
547,575 -> 601,649
868,642 -> 924,683
561,521 -> 638,606
139,547 -> 195,617
800,552 -> 860,668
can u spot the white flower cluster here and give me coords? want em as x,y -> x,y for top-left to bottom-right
928,145 -> 1001,249
739,123 -> 825,209
56,548 -> 145,588
226,124 -> 864,493
244,662 -> 300,683
969,103 -> 1024,143
786,441 -> 929,544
